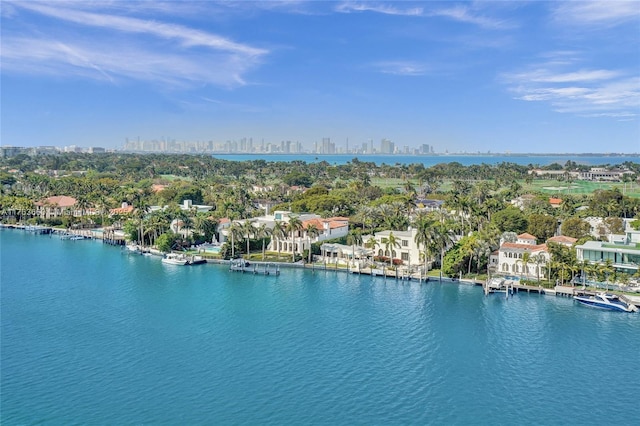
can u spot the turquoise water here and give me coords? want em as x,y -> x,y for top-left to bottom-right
2,229 -> 639,425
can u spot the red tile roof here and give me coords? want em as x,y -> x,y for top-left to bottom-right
518,233 -> 537,240
501,242 -> 548,252
35,195 -> 77,208
547,235 -> 577,244
303,217 -> 349,230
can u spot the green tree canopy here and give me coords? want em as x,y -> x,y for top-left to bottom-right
527,214 -> 558,242
156,232 -> 178,253
561,217 -> 591,239
490,207 -> 528,234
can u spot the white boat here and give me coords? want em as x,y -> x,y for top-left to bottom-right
125,244 -> 140,253
187,255 -> 206,265
161,253 -> 189,265
574,293 -> 638,313
229,259 -> 251,272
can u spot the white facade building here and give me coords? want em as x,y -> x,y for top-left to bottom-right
361,228 -> 422,266
497,233 -> 550,279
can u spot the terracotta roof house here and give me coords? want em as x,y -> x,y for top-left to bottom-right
549,197 -> 563,208
35,195 -> 77,218
495,233 -> 550,279
547,235 -> 577,247
517,233 -> 537,243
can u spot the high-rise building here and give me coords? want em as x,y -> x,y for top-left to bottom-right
321,137 -> 335,154
380,138 -> 394,154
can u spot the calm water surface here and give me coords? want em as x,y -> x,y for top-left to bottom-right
2,229 -> 639,425
213,154 -> 640,167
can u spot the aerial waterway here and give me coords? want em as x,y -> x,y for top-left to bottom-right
2,228 -> 639,424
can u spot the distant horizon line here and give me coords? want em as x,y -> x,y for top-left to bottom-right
2,145 -> 639,157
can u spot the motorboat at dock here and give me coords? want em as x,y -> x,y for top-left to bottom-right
161,253 -> 189,265
573,293 -> 638,313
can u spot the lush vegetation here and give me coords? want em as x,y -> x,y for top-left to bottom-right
2,153 -> 640,283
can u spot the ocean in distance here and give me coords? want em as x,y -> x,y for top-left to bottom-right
212,153 -> 640,167
2,229 -> 640,425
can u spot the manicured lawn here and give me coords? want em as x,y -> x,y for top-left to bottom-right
521,179 -> 640,197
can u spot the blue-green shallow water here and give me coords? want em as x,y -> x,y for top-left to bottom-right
2,229 -> 639,425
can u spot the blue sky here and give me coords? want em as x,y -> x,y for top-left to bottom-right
1,1 -> 639,153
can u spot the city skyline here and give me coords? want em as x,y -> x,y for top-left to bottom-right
2,1 -> 639,153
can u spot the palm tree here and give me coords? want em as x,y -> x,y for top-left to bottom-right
472,240 -> 492,276
517,251 -> 532,281
75,194 -> 92,227
533,253 -> 546,284
460,235 -> 479,276
601,258 -> 614,291
242,220 -> 255,258
271,221 -> 286,261
286,216 -> 303,262
381,232 -> 400,267
228,222 -> 243,258
365,235 -> 379,266
413,212 -> 436,273
305,223 -> 320,264
346,229 -> 363,265
255,223 -> 271,261
432,219 -> 455,276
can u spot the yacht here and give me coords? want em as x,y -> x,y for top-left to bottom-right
574,293 -> 638,313
161,253 -> 189,265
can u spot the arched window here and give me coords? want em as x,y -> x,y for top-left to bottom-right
502,263 -> 509,271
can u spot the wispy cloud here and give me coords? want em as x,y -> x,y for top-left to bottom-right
336,1 -> 512,29
372,61 -> 430,76
552,1 -> 640,27
335,2 -> 424,17
429,4 -> 514,30
502,58 -> 640,119
1,1 -> 268,88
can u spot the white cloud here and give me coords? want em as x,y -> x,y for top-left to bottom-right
1,1 -> 268,88
429,5 -> 514,30
336,1 -> 511,28
553,1 -> 640,26
2,36 -> 254,88
372,61 -> 429,76
503,64 -> 640,119
335,2 -> 424,16
14,2 -> 266,56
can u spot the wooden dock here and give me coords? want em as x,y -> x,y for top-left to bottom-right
349,266 -> 430,282
230,261 -> 280,276
484,280 -> 601,298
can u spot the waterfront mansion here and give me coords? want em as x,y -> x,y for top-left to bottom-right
218,211 -> 349,257
576,219 -> 640,276
493,233 -> 577,280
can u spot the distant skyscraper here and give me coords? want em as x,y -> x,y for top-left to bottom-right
380,138 -> 394,154
321,137 -> 335,154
